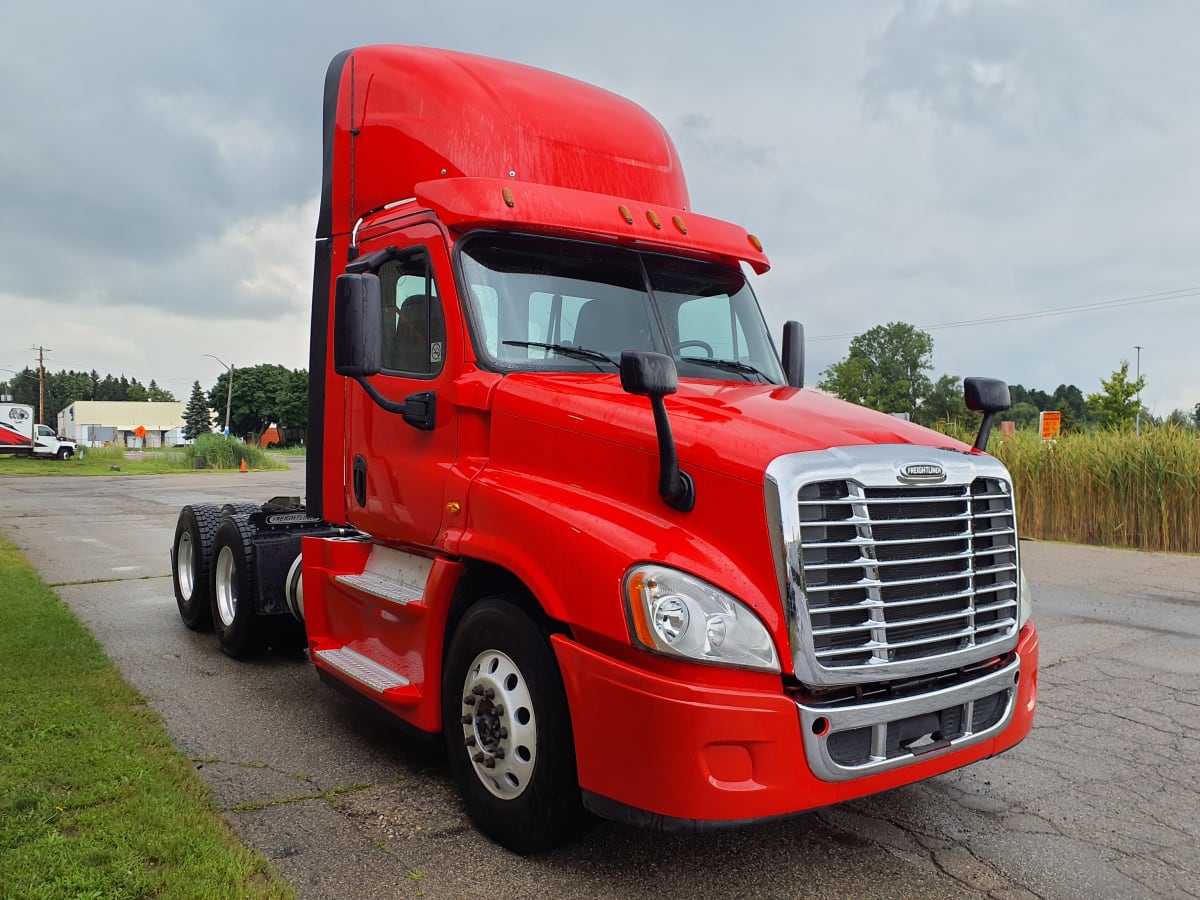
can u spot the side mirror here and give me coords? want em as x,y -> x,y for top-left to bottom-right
620,350 -> 678,397
964,377 -> 1012,452
781,320 -> 804,388
333,273 -> 383,377
620,351 -> 693,513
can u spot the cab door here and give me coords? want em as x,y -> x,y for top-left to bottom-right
343,223 -> 460,548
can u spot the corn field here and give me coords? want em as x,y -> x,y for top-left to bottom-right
941,426 -> 1200,554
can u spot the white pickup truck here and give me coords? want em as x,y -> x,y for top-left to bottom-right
0,402 -> 77,459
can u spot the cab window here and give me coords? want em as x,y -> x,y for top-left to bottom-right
378,250 -> 445,376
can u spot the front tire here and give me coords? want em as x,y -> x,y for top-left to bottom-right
172,504 -> 220,631
56,447 -> 72,460
442,598 -> 589,854
210,514 -> 268,659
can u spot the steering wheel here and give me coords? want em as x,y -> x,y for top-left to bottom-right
676,340 -> 714,358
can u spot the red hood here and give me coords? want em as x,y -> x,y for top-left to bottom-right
490,374 -> 972,484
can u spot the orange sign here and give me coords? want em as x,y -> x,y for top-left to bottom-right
1039,411 -> 1061,440
134,425 -> 147,438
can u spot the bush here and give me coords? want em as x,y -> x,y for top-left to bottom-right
182,434 -> 276,470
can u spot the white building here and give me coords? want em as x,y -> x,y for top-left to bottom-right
58,400 -> 189,448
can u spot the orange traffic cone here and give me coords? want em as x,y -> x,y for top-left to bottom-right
239,458 -> 247,473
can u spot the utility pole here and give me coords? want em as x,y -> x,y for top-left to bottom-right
33,345 -> 50,425
1134,345 -> 1143,437
204,355 -> 235,436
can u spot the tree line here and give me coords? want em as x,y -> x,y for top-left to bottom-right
817,322 -> 1196,433
0,369 -> 175,423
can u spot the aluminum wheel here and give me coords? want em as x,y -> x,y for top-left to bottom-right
214,544 -> 238,628
176,530 -> 196,600
459,648 -> 537,800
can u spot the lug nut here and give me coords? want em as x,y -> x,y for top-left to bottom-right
498,727 -> 508,739
484,687 -> 495,700
463,695 -> 476,706
473,752 -> 485,763
460,715 -> 472,725
465,735 -> 476,747
493,705 -> 503,715
483,757 -> 497,769
472,685 -> 485,696
493,748 -> 505,759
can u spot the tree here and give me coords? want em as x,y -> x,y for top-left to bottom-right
209,364 -> 308,442
1194,402 -> 1200,430
914,373 -> 974,428
1086,361 -> 1146,430
818,322 -> 934,418
182,381 -> 214,440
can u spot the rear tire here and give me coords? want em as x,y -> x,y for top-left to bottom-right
220,501 -> 261,517
442,597 -> 589,854
172,504 -> 220,631
211,514 -> 269,659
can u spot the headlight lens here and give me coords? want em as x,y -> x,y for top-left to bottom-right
1018,566 -> 1033,629
624,564 -> 779,672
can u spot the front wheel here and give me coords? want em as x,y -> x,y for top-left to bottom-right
55,446 -> 73,460
210,514 -> 268,659
442,598 -> 589,854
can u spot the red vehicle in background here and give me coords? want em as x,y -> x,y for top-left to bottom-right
171,46 -> 1037,853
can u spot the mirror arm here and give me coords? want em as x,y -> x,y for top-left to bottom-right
649,395 -> 695,512
355,375 -> 407,414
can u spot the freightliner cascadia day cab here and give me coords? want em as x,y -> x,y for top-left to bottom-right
170,46 -> 1037,854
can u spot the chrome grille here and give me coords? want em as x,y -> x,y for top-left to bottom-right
798,476 -> 1018,671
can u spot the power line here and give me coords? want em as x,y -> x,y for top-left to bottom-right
809,285 -> 1200,342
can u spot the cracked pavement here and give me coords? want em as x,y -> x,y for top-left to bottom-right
1,469 -> 1198,898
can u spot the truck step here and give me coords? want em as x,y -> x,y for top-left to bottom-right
314,646 -> 412,693
336,570 -> 425,607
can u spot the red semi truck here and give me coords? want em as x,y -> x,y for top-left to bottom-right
171,45 -> 1037,853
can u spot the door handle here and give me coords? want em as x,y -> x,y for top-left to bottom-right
402,391 -> 436,431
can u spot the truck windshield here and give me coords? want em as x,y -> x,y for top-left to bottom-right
458,233 -> 785,384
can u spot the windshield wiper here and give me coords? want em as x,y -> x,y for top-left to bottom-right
681,357 -> 775,383
502,341 -> 618,371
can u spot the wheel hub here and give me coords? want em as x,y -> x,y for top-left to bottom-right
459,649 -> 536,800
177,532 -> 194,599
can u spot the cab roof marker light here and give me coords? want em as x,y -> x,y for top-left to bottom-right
502,188 -> 515,208
646,210 -> 662,230
672,215 -> 687,235
618,204 -> 635,225
748,233 -> 764,252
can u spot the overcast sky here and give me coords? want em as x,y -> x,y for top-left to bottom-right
2,1 -> 1197,417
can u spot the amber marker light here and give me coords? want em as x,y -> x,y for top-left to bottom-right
672,215 -> 687,234
747,233 -> 764,252
646,210 -> 662,229
502,188 -> 515,208
445,501 -> 462,515
618,204 -> 634,224
625,571 -> 658,648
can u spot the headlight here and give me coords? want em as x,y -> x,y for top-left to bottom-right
1018,566 -> 1033,629
624,564 -> 779,672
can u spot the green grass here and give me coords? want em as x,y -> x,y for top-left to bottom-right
0,537 -> 294,899
0,435 -> 287,477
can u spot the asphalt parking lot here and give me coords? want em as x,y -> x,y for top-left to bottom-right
2,468 -> 1198,898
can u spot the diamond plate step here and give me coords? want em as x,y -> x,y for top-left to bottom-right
336,571 -> 424,606
314,646 -> 410,693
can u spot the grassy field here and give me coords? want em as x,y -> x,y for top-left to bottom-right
989,426 -> 1200,554
0,435 -> 288,477
0,536 -> 293,899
